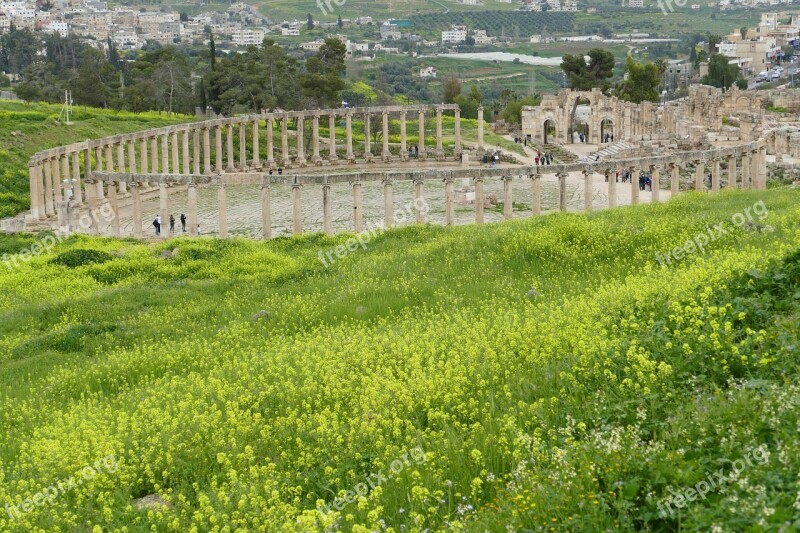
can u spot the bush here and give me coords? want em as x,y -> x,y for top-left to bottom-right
52,248 -> 114,268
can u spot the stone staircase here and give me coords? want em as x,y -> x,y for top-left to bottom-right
542,143 -> 579,164
590,140 -> 636,161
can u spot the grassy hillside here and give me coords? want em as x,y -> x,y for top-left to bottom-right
0,188 -> 799,530
0,101 -> 193,219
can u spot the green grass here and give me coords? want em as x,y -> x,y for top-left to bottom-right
0,188 -> 799,530
0,101 -> 194,219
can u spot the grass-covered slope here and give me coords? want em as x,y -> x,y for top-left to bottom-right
0,101 -> 192,218
0,189 -> 799,531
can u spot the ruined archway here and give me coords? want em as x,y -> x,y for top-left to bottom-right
544,119 -> 557,145
601,118 -> 615,143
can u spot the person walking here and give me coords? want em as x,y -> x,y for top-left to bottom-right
180,213 -> 187,233
169,214 -> 175,234
153,215 -> 161,236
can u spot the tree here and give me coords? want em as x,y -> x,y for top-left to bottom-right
180,12 -> 188,22
300,38 -> 346,107
306,13 -> 315,30
740,26 -> 748,40
701,53 -> 741,90
337,15 -> 343,29
560,48 -> 615,92
689,45 -> 698,68
443,77 -> 462,103
707,34 -> 722,54
0,28 -> 40,74
616,57 -> 660,103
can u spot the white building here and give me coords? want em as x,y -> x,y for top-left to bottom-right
232,27 -> 265,46
472,29 -> 495,44
45,20 -> 69,37
380,21 -> 401,40
442,25 -> 467,44
419,65 -> 437,78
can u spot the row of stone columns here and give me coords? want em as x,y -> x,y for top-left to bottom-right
97,144 -> 767,240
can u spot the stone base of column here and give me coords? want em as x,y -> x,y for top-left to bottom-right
328,155 -> 339,164
365,152 -> 373,163
296,157 -> 307,167
436,150 -> 445,162
347,154 -> 357,164
400,153 -> 409,162
382,152 -> 391,162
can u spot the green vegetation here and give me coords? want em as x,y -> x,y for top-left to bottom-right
409,11 -> 576,37
0,188 -> 798,530
0,101 -> 192,219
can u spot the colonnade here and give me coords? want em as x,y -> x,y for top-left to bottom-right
26,104 -> 463,224
88,140 -> 767,239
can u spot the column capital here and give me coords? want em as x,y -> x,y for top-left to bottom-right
260,176 -> 271,189
382,177 -> 393,186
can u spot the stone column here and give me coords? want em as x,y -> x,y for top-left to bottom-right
758,146 -> 767,190
187,182 -> 198,236
651,165 -> 660,203
531,172 -> 541,216
312,114 -> 322,165
252,120 -> 261,169
477,106 -> 484,151
583,170 -> 592,211
171,132 -> 179,174
193,129 -> 201,175
239,121 -> 247,170
261,178 -> 271,239
72,152 -> 83,203
414,177 -> 425,224
364,113 -> 372,162
400,111 -> 408,161
454,109 -> 462,158
105,143 -> 113,173
292,179 -> 303,234
630,165 -> 639,205
474,176 -> 484,224
382,111 -> 391,162
694,159 -> 705,191
282,116 -> 291,167
124,141 -> 136,194
444,176 -> 455,226
353,179 -> 363,233
52,156 -> 63,204
741,152 -> 750,189
182,130 -> 191,174
503,175 -> 513,220
227,123 -> 235,171
711,158 -> 720,193
670,162 -> 679,196
150,135 -> 159,175
159,182 -> 169,239
28,163 -> 42,220
108,181 -> 120,237
346,111 -> 355,162
131,182 -> 143,238
266,117 -> 275,168
116,140 -> 125,172
161,135 -> 169,174
436,106 -> 444,161
140,137 -> 149,174
85,179 -> 98,234
94,146 -> 103,173
296,117 -> 307,167
43,160 -> 54,216
217,179 -> 228,238
558,172 -> 567,212
215,125 -> 223,173
328,114 -> 338,163
323,179 -> 333,235
203,127 -> 212,175
608,168 -> 617,208
727,154 -> 736,189
37,161 -> 46,218
418,110 -> 426,161
383,178 -> 394,228
60,155 -> 70,202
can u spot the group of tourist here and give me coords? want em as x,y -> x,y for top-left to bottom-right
535,150 -> 554,166
153,213 -> 188,236
605,169 -> 653,191
407,145 -> 421,159
603,133 -> 614,143
513,136 -> 529,147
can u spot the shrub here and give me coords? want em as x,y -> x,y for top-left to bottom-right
52,248 -> 114,268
